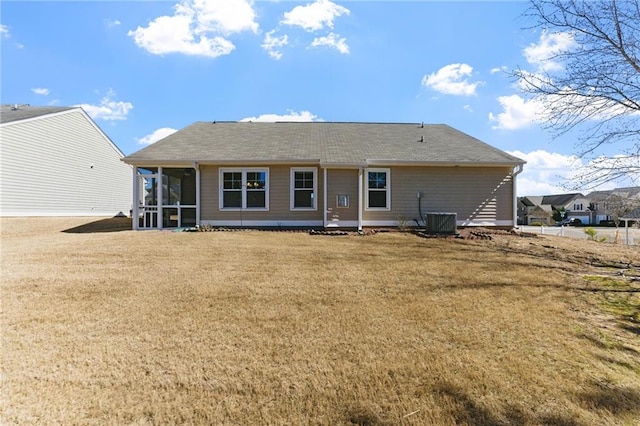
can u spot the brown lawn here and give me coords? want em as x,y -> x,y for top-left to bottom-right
1,217 -> 639,425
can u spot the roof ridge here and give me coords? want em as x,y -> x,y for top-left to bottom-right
202,121 -> 435,125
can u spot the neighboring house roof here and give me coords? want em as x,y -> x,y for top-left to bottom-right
0,104 -> 75,124
540,193 -> 584,207
526,196 -> 543,207
123,122 -> 524,166
518,197 -> 535,207
586,187 -> 640,201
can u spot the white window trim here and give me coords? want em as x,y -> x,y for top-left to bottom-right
365,168 -> 391,211
219,168 -> 269,211
290,167 -> 318,211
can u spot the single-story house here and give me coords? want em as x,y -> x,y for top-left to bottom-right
122,122 -> 525,231
0,104 -> 132,217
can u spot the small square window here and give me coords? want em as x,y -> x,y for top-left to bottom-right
337,194 -> 349,208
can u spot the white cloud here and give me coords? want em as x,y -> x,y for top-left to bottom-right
490,66 -> 507,74
489,94 -> 545,130
523,30 -> 576,72
509,149 -> 633,195
282,0 -> 350,32
463,105 -> 473,113
105,19 -> 121,28
31,88 -> 50,96
240,110 -> 320,122
0,24 -> 9,38
262,30 -> 288,60
128,0 -> 258,58
309,32 -> 348,54
137,127 -> 178,145
509,150 -> 581,195
76,89 -> 133,121
421,63 -> 483,96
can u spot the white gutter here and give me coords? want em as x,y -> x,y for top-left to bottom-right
157,166 -> 163,230
366,159 -> 525,167
323,167 -> 328,228
358,167 -> 363,231
123,159 -> 322,167
132,166 -> 139,230
512,164 -> 524,228
194,161 -> 201,226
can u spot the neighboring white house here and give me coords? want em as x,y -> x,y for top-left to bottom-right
0,105 -> 132,216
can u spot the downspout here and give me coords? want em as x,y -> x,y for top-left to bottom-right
358,167 -> 363,231
132,166 -> 139,230
323,167 -> 328,228
194,162 -> 201,227
158,166 -> 163,230
512,164 -> 523,228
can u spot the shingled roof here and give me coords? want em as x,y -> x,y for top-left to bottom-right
0,105 -> 75,124
540,193 -> 584,207
123,121 -> 524,166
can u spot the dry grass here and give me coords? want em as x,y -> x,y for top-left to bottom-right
1,217 -> 639,425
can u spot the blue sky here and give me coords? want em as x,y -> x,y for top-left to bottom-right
0,0 -> 629,195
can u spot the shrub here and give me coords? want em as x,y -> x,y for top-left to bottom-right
584,227 -> 607,242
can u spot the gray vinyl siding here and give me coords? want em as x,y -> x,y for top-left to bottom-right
0,109 -> 132,216
200,165 -> 324,222
363,166 -> 514,225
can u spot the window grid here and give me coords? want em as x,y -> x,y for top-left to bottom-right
365,168 -> 390,211
291,168 -> 317,210
220,169 -> 268,210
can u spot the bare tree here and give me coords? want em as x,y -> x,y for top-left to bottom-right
513,0 -> 640,189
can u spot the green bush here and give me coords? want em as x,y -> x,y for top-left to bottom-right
584,227 -> 607,242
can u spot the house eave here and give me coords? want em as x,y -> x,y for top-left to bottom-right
122,158 -> 526,169
320,162 -> 365,169
122,159 -> 323,167
365,159 -> 526,167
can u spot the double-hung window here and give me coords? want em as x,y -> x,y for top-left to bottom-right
365,168 -> 390,210
290,167 -> 317,210
220,168 -> 268,210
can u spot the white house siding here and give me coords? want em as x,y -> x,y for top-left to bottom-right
0,109 -> 132,216
362,166 -> 515,227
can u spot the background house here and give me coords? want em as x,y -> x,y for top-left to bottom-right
518,187 -> 640,225
586,187 -> 640,225
123,121 -> 525,231
0,105 -> 132,216
518,193 -> 588,225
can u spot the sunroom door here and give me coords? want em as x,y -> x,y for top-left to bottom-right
138,169 -> 159,229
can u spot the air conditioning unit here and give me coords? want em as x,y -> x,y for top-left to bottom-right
425,212 -> 457,234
